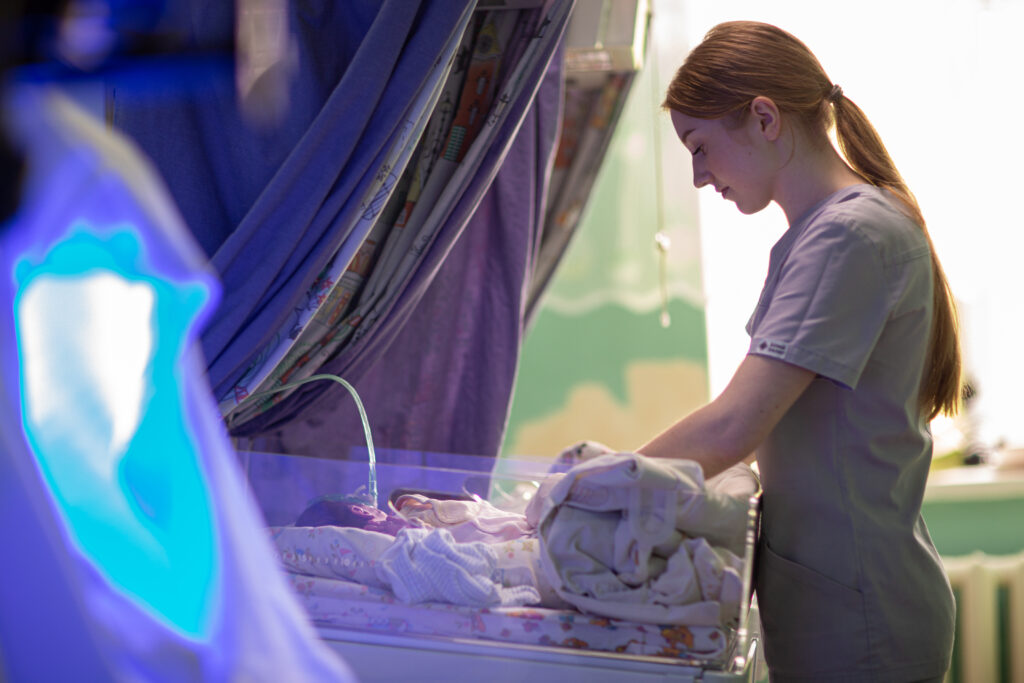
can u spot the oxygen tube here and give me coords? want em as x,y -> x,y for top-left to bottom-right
247,374 -> 377,507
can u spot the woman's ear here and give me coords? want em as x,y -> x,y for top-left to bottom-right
749,96 -> 781,142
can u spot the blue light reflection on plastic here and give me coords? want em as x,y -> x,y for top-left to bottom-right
12,223 -> 220,640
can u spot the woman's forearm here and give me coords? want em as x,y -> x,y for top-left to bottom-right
637,354 -> 815,478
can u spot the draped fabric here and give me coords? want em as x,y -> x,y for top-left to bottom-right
526,72 -> 636,322
114,0 -> 574,459
0,355 -> 114,681
248,42 -> 566,458
218,7 -> 557,428
1,84 -> 352,681
111,0 -> 477,400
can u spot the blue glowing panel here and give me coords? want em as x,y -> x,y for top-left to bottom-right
12,224 -> 220,639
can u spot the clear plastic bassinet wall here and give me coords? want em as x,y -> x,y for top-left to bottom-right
238,447 -> 764,682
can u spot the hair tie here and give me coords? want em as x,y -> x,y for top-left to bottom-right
829,84 -> 843,104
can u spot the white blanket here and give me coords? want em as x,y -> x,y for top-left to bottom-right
530,453 -> 755,626
271,453 -> 755,624
271,525 -> 541,608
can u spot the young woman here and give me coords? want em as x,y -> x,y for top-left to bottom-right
638,21 -> 960,682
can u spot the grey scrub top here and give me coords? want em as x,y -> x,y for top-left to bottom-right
747,185 -> 954,682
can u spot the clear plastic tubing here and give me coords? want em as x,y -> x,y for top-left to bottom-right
247,374 -> 377,507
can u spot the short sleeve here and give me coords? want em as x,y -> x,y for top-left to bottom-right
747,220 -> 890,389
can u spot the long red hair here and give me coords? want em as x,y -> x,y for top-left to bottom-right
664,21 -> 961,419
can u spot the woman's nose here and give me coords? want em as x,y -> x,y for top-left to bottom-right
691,158 -> 711,189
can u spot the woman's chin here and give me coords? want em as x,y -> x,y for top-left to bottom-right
735,198 -> 770,215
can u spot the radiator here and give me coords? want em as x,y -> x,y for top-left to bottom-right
943,552 -> 1024,683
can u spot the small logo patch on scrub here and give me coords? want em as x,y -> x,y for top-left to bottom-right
757,339 -> 788,359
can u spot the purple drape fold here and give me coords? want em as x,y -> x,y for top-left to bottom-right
112,0 -> 476,399
114,0 -> 573,459
249,45 -> 566,459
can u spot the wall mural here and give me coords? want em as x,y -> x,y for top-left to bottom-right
504,30 -> 707,459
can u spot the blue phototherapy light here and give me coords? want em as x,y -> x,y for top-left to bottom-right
12,222 -> 221,640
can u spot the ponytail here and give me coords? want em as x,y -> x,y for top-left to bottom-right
665,20 -> 963,419
831,95 -> 961,419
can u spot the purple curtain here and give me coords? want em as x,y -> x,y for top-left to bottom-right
247,43 -> 566,459
111,0 -> 477,399
113,0 -> 574,459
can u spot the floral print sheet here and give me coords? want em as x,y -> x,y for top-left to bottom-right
285,571 -> 734,662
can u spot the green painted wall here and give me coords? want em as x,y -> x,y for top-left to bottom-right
922,498 -> 1024,556
510,299 -> 706,430
502,30 -> 708,459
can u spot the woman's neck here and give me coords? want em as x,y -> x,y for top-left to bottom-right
773,136 -> 864,225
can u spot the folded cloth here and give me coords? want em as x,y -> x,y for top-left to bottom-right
651,538 -> 743,619
532,453 -> 753,555
376,528 -> 540,607
551,440 -> 616,472
270,525 -> 394,589
706,462 -> 760,500
272,525 -> 543,608
533,453 -> 753,626
524,472 -> 565,528
393,494 -> 532,543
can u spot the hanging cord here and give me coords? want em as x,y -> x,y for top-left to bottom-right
654,231 -> 671,327
247,374 -> 377,507
647,22 -> 671,329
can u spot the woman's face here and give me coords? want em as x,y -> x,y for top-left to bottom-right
670,108 -> 776,215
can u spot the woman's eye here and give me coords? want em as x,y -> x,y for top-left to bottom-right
692,144 -> 704,156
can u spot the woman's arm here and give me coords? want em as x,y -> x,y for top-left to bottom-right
637,354 -> 815,478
